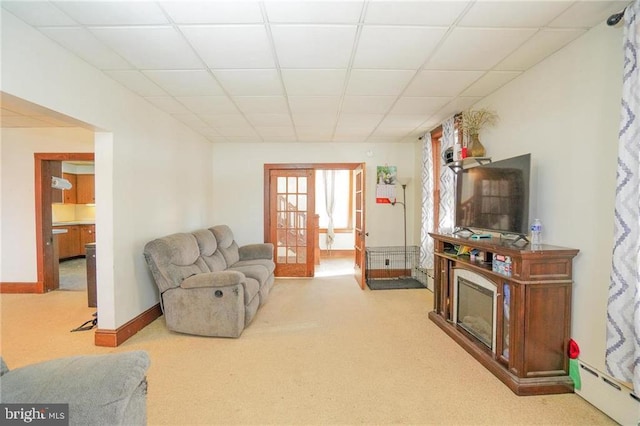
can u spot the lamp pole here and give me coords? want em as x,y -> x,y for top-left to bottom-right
392,182 -> 408,277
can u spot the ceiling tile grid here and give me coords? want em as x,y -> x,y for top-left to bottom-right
1,0 -> 629,142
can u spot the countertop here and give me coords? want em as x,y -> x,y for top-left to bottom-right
52,228 -> 68,235
53,221 -> 95,226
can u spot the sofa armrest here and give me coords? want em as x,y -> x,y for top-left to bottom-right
239,243 -> 274,261
181,271 -> 244,289
0,351 -> 150,425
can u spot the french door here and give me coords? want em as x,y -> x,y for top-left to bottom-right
354,164 -> 366,289
268,169 -> 315,277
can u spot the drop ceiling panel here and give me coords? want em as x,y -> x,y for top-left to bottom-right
181,26 -> 275,69
213,69 -> 283,96
288,96 -> 341,115
90,26 -> 203,69
341,96 -> 397,114
292,114 -> 337,127
105,71 -> 167,97
160,1 -> 263,24
390,97 -> 452,115
264,1 -> 364,23
53,1 -> 168,25
281,69 -> 347,96
233,96 -> 290,114
364,1 -> 471,26
245,113 -> 293,127
1,2 -> 78,26
143,70 -> 225,96
405,70 -> 484,97
336,113 -> 385,128
378,114 -> 428,129
175,96 -> 239,114
271,25 -> 358,68
171,113 -> 210,129
255,126 -> 297,139
495,29 -> 587,71
426,27 -> 538,70
460,71 -> 521,97
353,26 -> 448,69
40,27 -> 132,70
200,114 -> 250,127
346,70 -> 416,96
548,1 -> 630,28
144,97 -> 191,114
459,1 -> 573,27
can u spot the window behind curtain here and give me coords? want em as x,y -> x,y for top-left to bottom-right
315,170 -> 352,230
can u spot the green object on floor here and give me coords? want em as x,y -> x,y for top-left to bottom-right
569,358 -> 581,390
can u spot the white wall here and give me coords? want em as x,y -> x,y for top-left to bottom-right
0,128 -> 94,281
476,23 -> 622,377
211,142 -> 418,250
1,12 -> 214,329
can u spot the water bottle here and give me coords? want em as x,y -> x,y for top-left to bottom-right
530,219 -> 542,246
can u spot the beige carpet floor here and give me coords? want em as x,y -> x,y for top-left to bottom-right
0,265 -> 615,425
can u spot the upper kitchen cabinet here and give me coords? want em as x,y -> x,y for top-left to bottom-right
76,174 -> 95,204
62,172 -> 77,204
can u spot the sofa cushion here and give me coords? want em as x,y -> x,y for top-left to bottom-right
144,233 -> 209,293
234,259 -> 275,275
243,277 -> 260,305
211,225 -> 240,266
228,264 -> 270,287
193,229 -> 227,272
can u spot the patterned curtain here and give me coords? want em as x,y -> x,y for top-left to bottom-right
606,0 -> 640,392
438,116 -> 456,232
420,132 -> 434,270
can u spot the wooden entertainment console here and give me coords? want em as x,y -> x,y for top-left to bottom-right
429,232 -> 579,396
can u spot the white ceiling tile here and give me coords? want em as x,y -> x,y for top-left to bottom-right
548,1 -> 629,28
105,70 -> 167,97
369,127 -> 411,138
200,114 -> 250,127
346,70 -> 416,96
255,127 -> 297,138
213,69 -> 283,96
216,126 -> 260,137
181,25 -> 275,69
390,97 -> 452,115
161,1 -> 263,24
337,113 -> 384,128
53,1 -> 168,25
271,25 -> 358,68
341,96 -> 397,114
176,96 -> 239,114
90,26 -> 203,69
353,26 -> 448,69
427,27 -> 538,70
233,97 -> 290,114
459,1 -> 572,27
378,114 -> 427,129
333,126 -> 374,137
495,29 -> 586,71
281,70 -> 347,96
432,96 -> 483,120
145,97 -> 191,114
265,1 -> 364,23
460,71 -> 521,97
333,134 -> 369,143
404,70 -> 483,97
297,127 -> 335,141
1,2 -> 77,26
364,1 -> 470,26
40,27 -> 132,70
171,113 -> 211,129
143,70 -> 224,96
288,97 -> 341,115
292,114 -> 337,127
246,113 -> 293,127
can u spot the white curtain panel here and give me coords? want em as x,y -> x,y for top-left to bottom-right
606,0 -> 640,392
420,132 -> 434,269
323,170 -> 336,249
438,116 -> 456,232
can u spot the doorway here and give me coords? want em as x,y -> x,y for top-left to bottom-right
263,163 -> 366,287
35,153 -> 94,294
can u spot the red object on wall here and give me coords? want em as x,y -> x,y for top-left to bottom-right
568,339 -> 580,359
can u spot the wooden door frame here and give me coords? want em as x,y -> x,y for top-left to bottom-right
34,152 -> 94,293
263,162 -> 365,280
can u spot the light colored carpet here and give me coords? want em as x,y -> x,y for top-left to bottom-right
0,268 -> 615,425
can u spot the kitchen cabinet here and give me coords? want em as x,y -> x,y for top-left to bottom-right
76,174 -> 95,204
62,173 -> 77,204
53,224 -> 95,259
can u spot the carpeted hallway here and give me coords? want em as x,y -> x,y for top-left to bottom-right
0,263 -> 614,425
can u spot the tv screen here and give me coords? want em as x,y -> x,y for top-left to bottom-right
455,154 -> 531,236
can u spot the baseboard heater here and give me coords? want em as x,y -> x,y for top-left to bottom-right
575,361 -> 639,425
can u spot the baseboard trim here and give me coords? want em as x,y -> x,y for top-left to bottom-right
320,249 -> 355,257
0,282 -> 42,293
95,303 -> 162,347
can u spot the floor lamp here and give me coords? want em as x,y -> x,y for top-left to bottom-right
391,178 -> 410,277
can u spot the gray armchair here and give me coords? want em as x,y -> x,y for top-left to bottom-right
0,351 -> 150,426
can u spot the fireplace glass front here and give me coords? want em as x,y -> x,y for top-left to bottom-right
456,276 -> 494,350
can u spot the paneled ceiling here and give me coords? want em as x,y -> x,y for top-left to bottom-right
0,1 -> 628,143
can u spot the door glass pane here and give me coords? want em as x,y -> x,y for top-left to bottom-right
297,247 -> 307,263
287,248 -> 297,263
288,177 -> 297,193
277,211 -> 286,228
298,177 -> 307,193
277,177 -> 287,193
298,194 -> 307,211
277,229 -> 286,246
288,194 -> 297,210
297,212 -> 307,230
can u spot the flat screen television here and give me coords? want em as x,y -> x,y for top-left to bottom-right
455,154 -> 531,236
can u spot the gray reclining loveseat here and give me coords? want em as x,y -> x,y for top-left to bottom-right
143,225 -> 275,338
